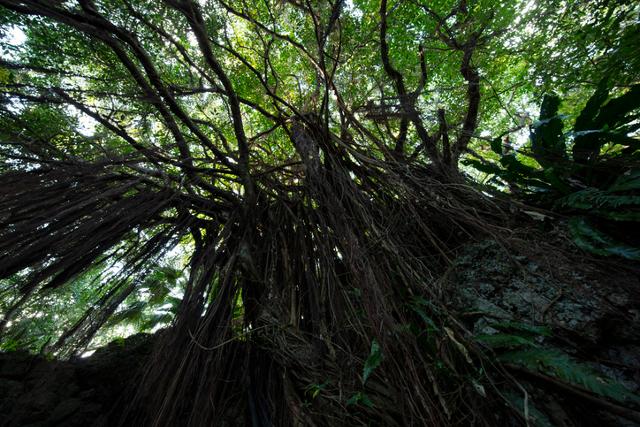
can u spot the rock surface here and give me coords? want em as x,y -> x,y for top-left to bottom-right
451,237 -> 640,426
0,333 -> 153,427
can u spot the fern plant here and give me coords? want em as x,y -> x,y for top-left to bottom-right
558,169 -> 640,259
475,321 -> 640,408
498,348 -> 640,405
465,79 -> 640,259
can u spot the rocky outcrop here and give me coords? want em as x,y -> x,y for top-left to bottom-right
0,333 -> 154,427
451,237 -> 640,426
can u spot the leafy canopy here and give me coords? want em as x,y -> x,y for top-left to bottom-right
0,0 -> 638,425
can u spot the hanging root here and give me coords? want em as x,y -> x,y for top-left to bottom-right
123,122 -> 513,426
0,164 -> 194,351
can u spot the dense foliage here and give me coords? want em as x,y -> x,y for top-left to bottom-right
0,0 -> 638,425
465,83 -> 640,258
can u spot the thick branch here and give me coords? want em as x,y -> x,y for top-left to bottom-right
454,40 -> 481,163
164,0 -> 255,201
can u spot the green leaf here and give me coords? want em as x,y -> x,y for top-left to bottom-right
346,391 -> 374,408
475,333 -> 537,349
571,78 -> 610,163
489,321 -> 552,337
461,158 -> 504,175
609,169 -> 640,192
305,381 -> 329,399
499,348 -> 640,405
573,82 -> 640,162
105,301 -> 146,327
557,188 -> 640,210
574,77 -> 610,134
409,297 -> 439,332
568,217 -> 640,260
530,93 -> 566,167
491,137 -> 503,155
346,393 -> 359,406
362,339 -> 383,384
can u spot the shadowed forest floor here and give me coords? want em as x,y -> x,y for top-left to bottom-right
2,224 -> 639,427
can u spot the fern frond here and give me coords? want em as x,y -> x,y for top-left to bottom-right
475,333 -> 537,349
499,348 -> 640,405
569,217 -> 640,260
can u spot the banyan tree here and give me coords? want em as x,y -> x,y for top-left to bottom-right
1,0 -> 639,426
